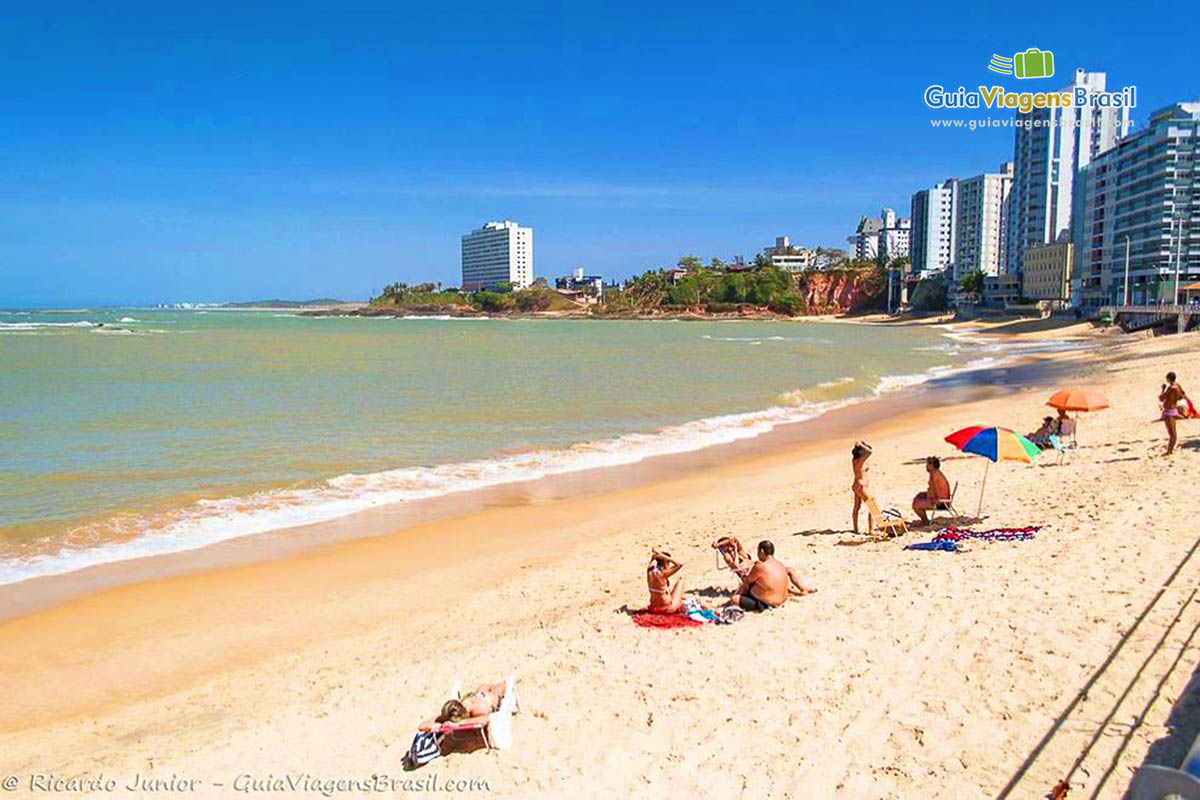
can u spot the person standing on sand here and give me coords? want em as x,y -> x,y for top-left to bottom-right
1159,372 -> 1188,456
727,540 -> 815,611
647,550 -> 684,613
851,441 -> 872,534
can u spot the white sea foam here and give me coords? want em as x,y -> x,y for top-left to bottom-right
0,336 -> 1085,586
118,316 -> 138,323
0,389 -> 876,586
0,320 -> 96,330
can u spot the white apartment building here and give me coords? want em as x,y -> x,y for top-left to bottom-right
1007,69 -> 1130,277
1078,101 -> 1200,308
847,209 -> 910,262
461,220 -> 534,290
910,179 -> 958,275
763,236 -> 815,272
955,162 -> 1013,279
879,208 -> 912,263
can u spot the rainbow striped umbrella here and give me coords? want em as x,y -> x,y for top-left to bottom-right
944,426 -> 1040,516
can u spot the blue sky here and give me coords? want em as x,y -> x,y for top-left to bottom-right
2,1 -> 1197,306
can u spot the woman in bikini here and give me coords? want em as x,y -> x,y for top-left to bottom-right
418,682 -> 508,732
713,536 -> 753,580
647,550 -> 684,613
851,441 -> 872,534
1159,371 -> 1188,456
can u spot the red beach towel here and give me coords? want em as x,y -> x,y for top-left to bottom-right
629,609 -> 705,629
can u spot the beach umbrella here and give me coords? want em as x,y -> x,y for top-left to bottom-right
1046,386 -> 1110,412
944,426 -> 1041,517
1046,386 -> 1109,443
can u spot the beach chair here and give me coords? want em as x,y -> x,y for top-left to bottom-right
436,675 -> 520,751
864,495 -> 908,540
1057,418 -> 1077,448
931,482 -> 961,521
1048,434 -> 1069,465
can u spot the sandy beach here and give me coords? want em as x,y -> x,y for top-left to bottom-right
3,323 -> 1200,799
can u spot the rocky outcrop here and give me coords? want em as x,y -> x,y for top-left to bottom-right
799,268 -> 885,314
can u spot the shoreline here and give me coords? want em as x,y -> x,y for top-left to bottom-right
2,328 -> 1197,798
0,321 -> 1099,619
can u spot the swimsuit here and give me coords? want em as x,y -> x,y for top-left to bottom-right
736,592 -> 772,612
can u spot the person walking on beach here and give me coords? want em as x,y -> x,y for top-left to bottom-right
912,456 -> 951,525
727,540 -> 815,611
647,550 -> 684,613
1159,372 -> 1189,456
851,441 -> 872,534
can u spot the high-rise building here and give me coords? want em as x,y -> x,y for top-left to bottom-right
955,162 -> 1013,280
461,220 -> 534,290
847,209 -> 910,262
1007,69 -> 1130,277
911,179 -> 958,275
1078,101 -> 1200,308
879,208 -> 912,263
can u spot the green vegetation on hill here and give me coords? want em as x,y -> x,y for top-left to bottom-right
224,298 -> 351,308
371,282 -> 578,314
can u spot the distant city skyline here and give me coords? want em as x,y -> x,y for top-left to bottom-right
2,2 -> 1198,306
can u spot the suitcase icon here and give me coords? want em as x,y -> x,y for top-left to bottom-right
1013,48 -> 1054,79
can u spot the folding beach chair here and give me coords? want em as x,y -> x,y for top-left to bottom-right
1057,418 -> 1077,448
436,675 -> 520,751
1048,434 -> 1070,465
864,495 -> 908,541
931,482 -> 961,522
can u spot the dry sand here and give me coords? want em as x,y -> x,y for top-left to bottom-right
2,325 -> 1200,799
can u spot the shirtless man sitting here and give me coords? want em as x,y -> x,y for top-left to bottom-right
912,456 -> 951,525
727,540 -> 815,612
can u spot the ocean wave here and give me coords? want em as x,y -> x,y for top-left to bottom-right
118,316 -> 138,323
0,320 -> 96,330
0,345 -> 1059,586
0,390 -> 877,586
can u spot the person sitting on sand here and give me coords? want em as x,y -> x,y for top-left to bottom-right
418,681 -> 508,732
647,550 -> 684,613
727,540 -> 815,612
912,456 -> 951,525
1159,371 -> 1189,456
713,536 -> 753,580
851,441 -> 872,535
1028,416 -> 1056,449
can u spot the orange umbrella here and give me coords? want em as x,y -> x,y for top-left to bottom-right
1046,387 -> 1109,445
1046,387 -> 1110,412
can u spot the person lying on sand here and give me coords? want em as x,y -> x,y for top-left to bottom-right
418,682 -> 508,732
727,540 -> 815,612
912,456 -> 951,525
713,536 -> 753,579
647,550 -> 684,613
851,441 -> 872,535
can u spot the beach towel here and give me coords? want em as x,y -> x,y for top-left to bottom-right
905,540 -> 960,552
935,525 -> 1041,542
630,609 -> 706,629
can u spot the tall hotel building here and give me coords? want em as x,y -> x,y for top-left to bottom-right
461,221 -> 534,290
911,179 -> 958,275
954,162 -> 1013,280
1077,102 -> 1199,308
1007,69 -> 1129,278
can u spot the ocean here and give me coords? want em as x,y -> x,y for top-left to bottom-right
1,309 -> 1022,585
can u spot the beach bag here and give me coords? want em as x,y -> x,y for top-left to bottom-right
407,731 -> 442,767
